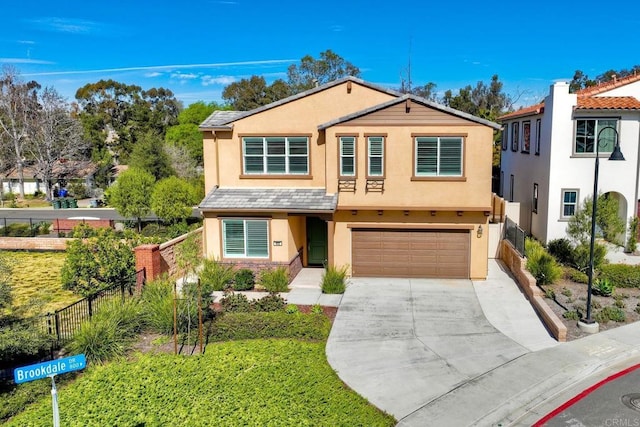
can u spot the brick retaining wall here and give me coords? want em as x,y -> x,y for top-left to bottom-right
0,237 -> 68,251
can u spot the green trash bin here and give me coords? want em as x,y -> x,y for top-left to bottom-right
69,198 -> 78,208
60,198 -> 69,209
52,199 -> 61,209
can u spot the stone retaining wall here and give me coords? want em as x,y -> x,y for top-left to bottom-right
0,237 -> 68,251
500,239 -> 567,341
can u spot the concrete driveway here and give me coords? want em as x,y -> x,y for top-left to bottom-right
325,275 -> 530,421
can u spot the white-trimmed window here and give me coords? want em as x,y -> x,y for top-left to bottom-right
243,137 -> 309,174
222,219 -> 269,258
561,190 -> 578,218
501,124 -> 508,151
522,121 -> 531,153
511,122 -> 519,152
575,119 -> 617,154
535,119 -> 541,155
339,136 -> 356,177
415,136 -> 463,177
367,136 -> 384,177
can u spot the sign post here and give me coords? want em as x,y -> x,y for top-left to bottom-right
14,354 -> 86,426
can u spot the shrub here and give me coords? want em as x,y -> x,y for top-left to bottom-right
233,269 -> 255,291
322,265 -> 348,294
595,306 -> 626,323
220,293 -> 251,313
66,299 -> 144,364
211,312 -> 331,341
593,278 -> 615,297
600,264 -> 640,288
141,277 -> 175,335
525,238 -> 562,286
259,267 -> 289,293
0,320 -> 56,372
565,267 -> 588,284
252,293 -> 286,312
547,238 -> 575,265
199,259 -> 234,292
572,241 -> 607,272
544,288 -> 555,299
286,304 -> 300,315
311,304 -> 323,314
626,216 -> 639,253
68,182 -> 89,199
563,310 -> 580,321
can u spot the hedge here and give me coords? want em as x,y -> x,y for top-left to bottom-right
211,312 -> 331,341
600,264 -> 640,288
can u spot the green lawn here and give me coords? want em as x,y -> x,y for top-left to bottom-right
7,251 -> 77,315
4,339 -> 395,426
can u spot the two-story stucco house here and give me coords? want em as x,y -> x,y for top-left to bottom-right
199,77 -> 500,280
499,73 -> 640,244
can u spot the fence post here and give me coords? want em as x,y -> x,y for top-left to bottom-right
54,312 -> 61,345
29,218 -> 34,237
88,295 -> 93,318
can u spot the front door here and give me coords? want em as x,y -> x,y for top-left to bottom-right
306,217 -> 327,266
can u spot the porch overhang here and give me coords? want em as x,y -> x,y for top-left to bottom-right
199,187 -> 338,214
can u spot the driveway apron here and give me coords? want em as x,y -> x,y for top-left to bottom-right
326,277 -> 528,420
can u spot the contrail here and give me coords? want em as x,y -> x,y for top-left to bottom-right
23,59 -> 296,77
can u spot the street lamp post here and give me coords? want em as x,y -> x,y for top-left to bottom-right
578,126 -> 625,334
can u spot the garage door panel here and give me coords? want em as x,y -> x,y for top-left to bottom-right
352,229 -> 470,278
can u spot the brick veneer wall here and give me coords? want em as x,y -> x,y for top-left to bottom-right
0,237 -> 68,251
134,228 -> 203,281
500,239 -> 567,342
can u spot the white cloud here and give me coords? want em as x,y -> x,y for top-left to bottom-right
18,40 -> 36,45
24,59 -> 297,77
202,75 -> 236,86
29,17 -> 101,34
171,72 -> 199,80
0,58 -> 54,65
145,72 -> 162,77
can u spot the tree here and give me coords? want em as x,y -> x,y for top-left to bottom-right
287,49 -> 360,93
105,168 -> 155,232
222,76 -> 290,111
29,87 -> 87,200
566,193 -> 626,245
0,66 -> 41,198
151,176 -> 200,225
128,131 -> 173,180
164,143 -> 199,180
569,65 -> 640,92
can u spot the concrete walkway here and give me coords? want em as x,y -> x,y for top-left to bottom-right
326,260 -> 640,425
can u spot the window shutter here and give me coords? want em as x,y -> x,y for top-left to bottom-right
223,220 -> 245,256
439,137 -> 462,176
340,137 -> 355,176
368,137 -> 384,176
246,220 -> 269,257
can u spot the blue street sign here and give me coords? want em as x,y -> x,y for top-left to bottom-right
14,354 -> 86,384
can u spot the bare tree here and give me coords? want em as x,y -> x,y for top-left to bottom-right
29,87 -> 86,200
0,66 -> 40,198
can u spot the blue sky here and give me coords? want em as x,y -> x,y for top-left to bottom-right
2,0 -> 639,109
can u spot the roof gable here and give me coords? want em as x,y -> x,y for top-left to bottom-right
319,94 -> 501,130
199,77 -> 401,130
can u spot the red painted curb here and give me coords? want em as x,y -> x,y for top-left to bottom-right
533,363 -> 640,426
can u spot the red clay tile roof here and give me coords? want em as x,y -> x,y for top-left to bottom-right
498,102 -> 544,120
576,73 -> 640,97
576,96 -> 640,110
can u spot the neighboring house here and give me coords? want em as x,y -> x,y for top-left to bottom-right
199,77 -> 500,280
1,160 -> 98,196
499,73 -> 640,244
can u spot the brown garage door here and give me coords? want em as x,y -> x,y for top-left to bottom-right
351,229 -> 470,278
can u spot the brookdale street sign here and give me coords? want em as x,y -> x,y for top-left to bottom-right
14,354 -> 86,384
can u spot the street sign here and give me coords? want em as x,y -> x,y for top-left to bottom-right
14,354 -> 86,384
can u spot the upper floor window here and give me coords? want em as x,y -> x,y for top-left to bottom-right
339,136 -> 356,177
511,122 -> 519,152
501,124 -> 508,151
575,119 -> 617,154
535,119 -> 541,155
222,219 -> 269,258
243,136 -> 309,175
522,121 -> 531,153
415,136 -> 463,177
367,136 -> 384,177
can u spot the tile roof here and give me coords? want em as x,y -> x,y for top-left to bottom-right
199,76 -> 401,130
199,187 -> 338,213
576,96 -> 640,110
576,73 -> 640,97
498,103 -> 544,121
318,94 -> 501,130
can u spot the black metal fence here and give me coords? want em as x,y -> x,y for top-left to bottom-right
0,269 -> 145,381
503,216 -> 526,256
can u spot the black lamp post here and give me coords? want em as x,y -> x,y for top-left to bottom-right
583,126 -> 625,328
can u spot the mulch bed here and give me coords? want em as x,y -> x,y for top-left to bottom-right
541,278 -> 640,340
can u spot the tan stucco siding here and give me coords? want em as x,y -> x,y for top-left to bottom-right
204,82 -> 396,190
288,215 -> 305,260
342,101 -> 476,126
326,123 -> 494,209
332,210 -> 489,279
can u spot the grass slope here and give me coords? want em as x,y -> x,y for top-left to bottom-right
7,251 -> 76,315
5,339 -> 395,426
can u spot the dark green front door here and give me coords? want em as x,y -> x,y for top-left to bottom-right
307,217 -> 328,266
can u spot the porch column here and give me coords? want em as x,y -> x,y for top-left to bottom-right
327,220 -> 335,267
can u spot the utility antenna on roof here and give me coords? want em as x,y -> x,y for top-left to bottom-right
399,35 -> 413,93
